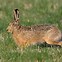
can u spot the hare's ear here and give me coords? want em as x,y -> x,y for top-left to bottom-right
13,9 -> 19,24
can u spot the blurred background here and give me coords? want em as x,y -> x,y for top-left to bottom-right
0,0 -> 62,62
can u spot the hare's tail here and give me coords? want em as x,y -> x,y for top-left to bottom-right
13,9 -> 19,23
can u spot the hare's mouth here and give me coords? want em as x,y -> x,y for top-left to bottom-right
7,30 -> 13,34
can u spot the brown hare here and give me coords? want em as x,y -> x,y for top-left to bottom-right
7,9 -> 62,48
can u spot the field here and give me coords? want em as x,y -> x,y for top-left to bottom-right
0,0 -> 62,62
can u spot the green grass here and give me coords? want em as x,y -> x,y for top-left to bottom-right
0,0 -> 62,62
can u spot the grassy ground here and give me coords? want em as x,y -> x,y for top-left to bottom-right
0,0 -> 62,62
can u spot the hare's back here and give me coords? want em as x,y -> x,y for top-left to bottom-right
20,24 -> 54,31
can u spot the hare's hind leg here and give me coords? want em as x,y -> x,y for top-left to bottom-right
46,40 -> 62,46
43,37 -> 62,46
43,27 -> 62,46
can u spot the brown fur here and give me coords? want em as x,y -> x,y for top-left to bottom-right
7,9 -> 62,48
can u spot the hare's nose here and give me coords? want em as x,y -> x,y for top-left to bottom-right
6,28 -> 8,31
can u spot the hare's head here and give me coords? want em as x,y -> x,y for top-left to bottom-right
7,9 -> 19,33
7,22 -> 17,33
